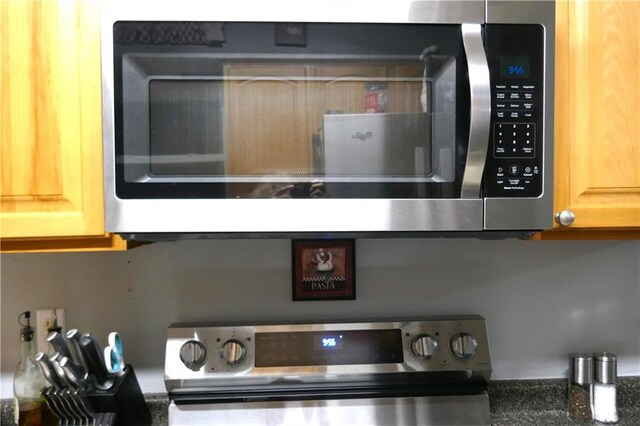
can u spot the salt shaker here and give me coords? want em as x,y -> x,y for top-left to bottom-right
592,352 -> 619,424
568,353 -> 593,423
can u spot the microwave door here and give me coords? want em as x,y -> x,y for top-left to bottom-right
104,20 -> 495,234
460,24 -> 491,199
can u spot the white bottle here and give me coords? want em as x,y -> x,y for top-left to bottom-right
592,352 -> 619,424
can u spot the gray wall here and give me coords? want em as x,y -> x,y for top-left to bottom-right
1,238 -> 639,395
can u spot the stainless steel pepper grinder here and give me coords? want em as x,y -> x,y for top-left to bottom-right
592,352 -> 619,424
568,353 -> 593,423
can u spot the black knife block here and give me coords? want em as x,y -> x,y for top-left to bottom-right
87,365 -> 151,426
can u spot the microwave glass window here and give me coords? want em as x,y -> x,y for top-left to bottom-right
115,22 -> 468,198
149,80 -> 225,176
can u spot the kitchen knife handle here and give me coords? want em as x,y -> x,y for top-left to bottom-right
78,335 -> 112,390
47,331 -> 74,360
59,356 -> 85,389
40,389 -> 64,420
49,353 -> 73,389
34,352 -> 64,389
56,389 -> 83,423
66,329 -> 89,379
71,388 -> 97,421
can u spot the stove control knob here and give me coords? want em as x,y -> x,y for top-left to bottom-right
180,340 -> 207,371
221,339 -> 247,366
411,334 -> 438,360
450,333 -> 478,360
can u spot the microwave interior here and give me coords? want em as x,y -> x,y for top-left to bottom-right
114,22 -> 471,199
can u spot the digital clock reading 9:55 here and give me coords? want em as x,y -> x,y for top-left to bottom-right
314,334 -> 344,350
500,55 -> 530,78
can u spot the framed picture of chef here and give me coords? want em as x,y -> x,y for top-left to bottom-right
291,239 -> 356,301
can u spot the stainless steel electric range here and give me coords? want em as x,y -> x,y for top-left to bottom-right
164,316 -> 491,425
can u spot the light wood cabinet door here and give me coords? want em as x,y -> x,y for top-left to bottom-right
225,65 -> 312,176
387,65 -> 424,114
308,65 -> 388,133
0,0 -> 126,251
312,65 -> 388,112
553,0 -> 640,230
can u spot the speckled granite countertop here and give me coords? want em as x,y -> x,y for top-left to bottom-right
2,377 -> 639,425
489,377 -> 640,425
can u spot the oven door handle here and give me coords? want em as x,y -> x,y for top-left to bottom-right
460,24 -> 491,199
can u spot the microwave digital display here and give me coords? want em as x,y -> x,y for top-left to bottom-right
499,55 -> 530,78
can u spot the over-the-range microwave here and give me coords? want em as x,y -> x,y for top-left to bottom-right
101,0 -> 555,240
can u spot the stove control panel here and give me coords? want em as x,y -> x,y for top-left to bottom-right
165,316 -> 491,392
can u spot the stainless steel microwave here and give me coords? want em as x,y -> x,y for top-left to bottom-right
101,0 -> 555,239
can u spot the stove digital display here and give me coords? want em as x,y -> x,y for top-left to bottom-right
255,329 -> 403,367
316,334 -> 344,350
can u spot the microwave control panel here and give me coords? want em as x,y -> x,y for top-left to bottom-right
483,25 -> 545,198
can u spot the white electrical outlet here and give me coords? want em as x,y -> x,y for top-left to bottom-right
36,308 -> 66,354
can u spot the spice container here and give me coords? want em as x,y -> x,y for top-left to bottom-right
364,82 -> 388,113
568,353 -> 593,423
592,352 -> 619,424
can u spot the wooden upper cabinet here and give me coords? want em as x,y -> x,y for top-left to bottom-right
224,64 -> 312,176
311,65 -> 388,113
553,0 -> 640,231
0,0 -> 126,252
224,63 -> 393,178
387,65 -> 424,115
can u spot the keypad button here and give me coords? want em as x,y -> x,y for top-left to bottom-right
493,123 -> 536,159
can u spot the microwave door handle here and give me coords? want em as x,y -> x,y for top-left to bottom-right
460,24 -> 491,199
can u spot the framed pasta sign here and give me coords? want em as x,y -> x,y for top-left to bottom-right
291,239 -> 356,301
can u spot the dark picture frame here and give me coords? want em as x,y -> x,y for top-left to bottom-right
292,239 -> 356,301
